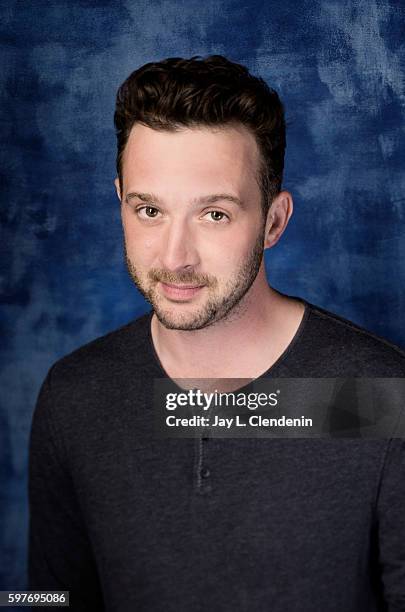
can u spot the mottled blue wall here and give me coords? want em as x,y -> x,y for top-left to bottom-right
1,0 -> 404,590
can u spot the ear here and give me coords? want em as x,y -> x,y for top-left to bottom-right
263,190 -> 294,249
114,177 -> 122,201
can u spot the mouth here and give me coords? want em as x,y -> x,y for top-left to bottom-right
159,281 -> 205,301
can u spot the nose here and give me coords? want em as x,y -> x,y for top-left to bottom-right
160,218 -> 200,272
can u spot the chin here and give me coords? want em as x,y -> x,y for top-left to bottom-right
153,299 -> 223,330
154,309 -> 208,331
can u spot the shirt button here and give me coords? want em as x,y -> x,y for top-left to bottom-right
200,467 -> 210,479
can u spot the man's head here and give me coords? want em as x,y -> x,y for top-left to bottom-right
114,55 -> 292,330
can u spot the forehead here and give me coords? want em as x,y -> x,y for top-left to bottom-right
121,123 -> 261,195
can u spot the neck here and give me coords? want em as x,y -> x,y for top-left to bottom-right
151,265 -> 306,379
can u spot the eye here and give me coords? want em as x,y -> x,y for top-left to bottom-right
136,205 -> 161,219
203,210 -> 230,223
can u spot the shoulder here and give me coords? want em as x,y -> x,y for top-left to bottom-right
297,301 -> 405,376
32,311 -> 159,451
46,310 -> 156,392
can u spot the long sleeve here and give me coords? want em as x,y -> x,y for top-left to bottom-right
28,369 -> 105,611
376,438 -> 405,611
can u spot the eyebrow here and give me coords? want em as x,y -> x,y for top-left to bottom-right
125,191 -> 245,208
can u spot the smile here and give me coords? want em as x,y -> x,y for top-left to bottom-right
159,282 -> 205,301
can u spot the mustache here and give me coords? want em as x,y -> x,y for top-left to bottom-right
148,268 -> 218,287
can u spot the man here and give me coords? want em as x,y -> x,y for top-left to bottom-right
29,55 -> 405,611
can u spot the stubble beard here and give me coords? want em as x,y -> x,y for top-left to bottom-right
124,229 -> 265,331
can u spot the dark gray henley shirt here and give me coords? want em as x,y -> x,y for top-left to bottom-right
28,300 -> 405,611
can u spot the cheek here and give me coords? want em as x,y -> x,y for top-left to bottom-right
127,237 -> 157,264
202,234 -> 253,275
124,227 -> 163,268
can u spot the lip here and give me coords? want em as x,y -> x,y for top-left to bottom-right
160,281 -> 205,301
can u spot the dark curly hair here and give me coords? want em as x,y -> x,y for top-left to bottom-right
114,55 -> 286,215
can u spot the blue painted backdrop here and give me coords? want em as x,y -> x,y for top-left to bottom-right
1,0 -> 404,590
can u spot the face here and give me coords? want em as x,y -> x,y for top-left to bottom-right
118,123 -> 267,331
